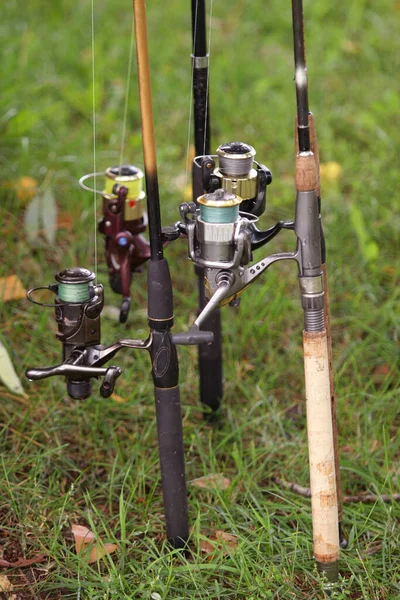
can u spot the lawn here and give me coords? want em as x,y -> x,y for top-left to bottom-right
0,0 -> 399,598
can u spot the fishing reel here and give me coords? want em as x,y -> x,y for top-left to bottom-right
84,164 -> 151,323
26,267 -> 214,400
192,141 -> 272,217
177,185 -> 296,327
26,267 -> 150,400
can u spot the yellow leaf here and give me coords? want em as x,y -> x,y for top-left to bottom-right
0,275 -> 26,302
320,161 -> 342,183
191,473 -> 231,490
111,393 -> 128,403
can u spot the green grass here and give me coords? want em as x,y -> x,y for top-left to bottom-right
0,0 -> 399,598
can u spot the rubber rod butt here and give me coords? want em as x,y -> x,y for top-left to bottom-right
155,385 -> 189,547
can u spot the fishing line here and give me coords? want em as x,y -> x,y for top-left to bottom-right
183,1 -> 197,198
91,0 -> 98,281
203,0 -> 213,156
118,19 -> 136,173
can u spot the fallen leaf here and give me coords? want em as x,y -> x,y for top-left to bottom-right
71,524 -> 95,554
0,275 -> 26,302
0,341 -> 25,395
16,176 -> 38,202
71,524 -> 117,564
111,393 -> 129,403
57,212 -> 73,234
0,574 -> 13,591
191,473 -> 231,490
200,531 -> 238,557
215,530 -> 238,546
0,555 -> 46,569
87,542 -> 118,564
200,539 -> 215,554
320,161 -> 342,183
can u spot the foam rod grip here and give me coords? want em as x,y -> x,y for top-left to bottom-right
303,330 -> 340,565
154,385 -> 189,548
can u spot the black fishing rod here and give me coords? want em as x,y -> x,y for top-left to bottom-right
173,1 -> 340,588
190,0 -> 223,414
24,0 -> 215,549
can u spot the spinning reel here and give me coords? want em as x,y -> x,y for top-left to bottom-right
192,141 -> 272,216
178,141 -> 324,337
26,267 -> 213,401
83,164 -> 151,324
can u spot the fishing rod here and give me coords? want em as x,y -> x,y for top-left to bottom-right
190,0 -> 223,415
24,0 -> 215,549
291,0 -> 340,585
170,1 -> 341,587
190,1 -> 274,415
292,0 -> 346,549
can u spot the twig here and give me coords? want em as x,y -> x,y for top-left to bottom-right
272,476 -> 400,504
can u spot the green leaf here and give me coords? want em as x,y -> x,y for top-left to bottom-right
0,341 -> 25,395
23,194 -> 41,244
41,186 -> 58,245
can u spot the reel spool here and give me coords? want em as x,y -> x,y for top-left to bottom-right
196,141 -> 272,217
103,164 -> 146,224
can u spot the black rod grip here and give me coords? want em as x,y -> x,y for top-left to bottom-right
147,259 -> 174,327
154,385 -> 189,547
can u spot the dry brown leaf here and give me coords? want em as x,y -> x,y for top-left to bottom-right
0,574 -> 13,591
200,539 -> 215,554
0,275 -> 27,302
87,543 -> 118,564
200,531 -> 238,558
71,524 -> 117,564
0,554 -> 46,568
57,212 -> 73,234
71,524 -> 95,554
215,530 -> 238,547
191,473 -> 231,490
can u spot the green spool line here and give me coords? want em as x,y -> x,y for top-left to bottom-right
200,204 -> 239,224
58,282 -> 90,303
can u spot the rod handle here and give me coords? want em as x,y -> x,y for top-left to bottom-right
303,329 -> 340,568
295,152 -> 318,192
296,113 -> 320,197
